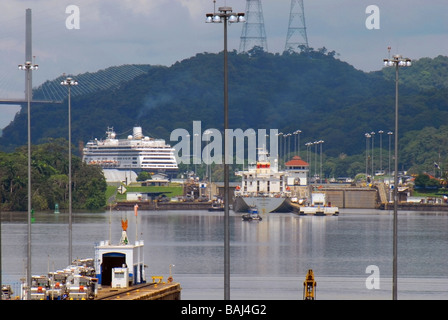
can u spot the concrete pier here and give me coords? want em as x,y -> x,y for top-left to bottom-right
95,281 -> 181,300
113,201 -> 213,211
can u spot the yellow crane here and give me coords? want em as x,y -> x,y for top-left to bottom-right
303,269 -> 316,300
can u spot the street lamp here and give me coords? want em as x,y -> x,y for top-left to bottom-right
194,133 -> 199,175
370,131 -> 375,178
383,54 -> 411,300
285,133 -> 291,160
313,141 -> 318,182
305,142 -> 312,181
18,60 -> 38,300
319,140 -> 324,184
206,3 -> 245,300
278,132 -> 283,166
378,130 -> 384,174
293,131 -> 298,154
204,129 -> 213,199
388,131 -> 393,176
61,76 -> 78,265
365,133 -> 371,181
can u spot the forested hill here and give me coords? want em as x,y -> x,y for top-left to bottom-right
1,48 -> 448,164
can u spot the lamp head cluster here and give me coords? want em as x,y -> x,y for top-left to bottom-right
61,77 -> 78,86
18,61 -> 38,70
206,7 -> 245,23
383,55 -> 411,67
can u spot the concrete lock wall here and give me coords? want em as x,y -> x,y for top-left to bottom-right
325,189 -> 377,209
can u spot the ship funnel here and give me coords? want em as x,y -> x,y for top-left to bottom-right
133,127 -> 143,139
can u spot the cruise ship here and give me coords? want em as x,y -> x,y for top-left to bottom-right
82,126 -> 178,176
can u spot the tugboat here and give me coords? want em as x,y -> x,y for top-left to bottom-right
208,198 -> 224,212
298,192 -> 339,216
242,206 -> 262,222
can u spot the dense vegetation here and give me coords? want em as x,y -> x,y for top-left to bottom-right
1,48 -> 448,181
0,139 -> 107,211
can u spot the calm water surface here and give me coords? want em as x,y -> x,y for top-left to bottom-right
1,208 -> 448,300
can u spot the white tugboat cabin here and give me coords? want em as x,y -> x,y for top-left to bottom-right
94,215 -> 146,288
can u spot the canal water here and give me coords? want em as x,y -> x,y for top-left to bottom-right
1,208 -> 448,300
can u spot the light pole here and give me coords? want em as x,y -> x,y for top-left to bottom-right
206,4 -> 245,300
204,129 -> 213,200
319,140 -> 324,184
278,132 -> 283,166
370,131 -> 375,178
365,133 -> 371,181
293,131 -> 297,155
18,60 -> 38,300
194,133 -> 199,175
61,76 -> 78,265
296,130 -> 301,157
388,131 -> 393,176
313,141 -> 318,182
378,130 -> 384,174
305,142 -> 312,181
383,54 -> 411,300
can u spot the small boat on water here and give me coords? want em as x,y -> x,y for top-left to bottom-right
242,206 -> 263,222
299,192 -> 339,216
208,199 -> 224,212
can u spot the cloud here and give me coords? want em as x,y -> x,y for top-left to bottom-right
0,0 -> 447,128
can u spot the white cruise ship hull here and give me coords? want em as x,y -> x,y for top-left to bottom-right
233,196 -> 291,214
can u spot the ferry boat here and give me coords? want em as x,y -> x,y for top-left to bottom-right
233,148 -> 292,214
83,126 -> 178,176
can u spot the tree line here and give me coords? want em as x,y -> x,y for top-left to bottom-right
0,138 -> 107,211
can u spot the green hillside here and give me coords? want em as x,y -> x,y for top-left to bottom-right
1,48 -> 448,178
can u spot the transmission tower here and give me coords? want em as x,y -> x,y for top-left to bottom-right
239,0 -> 268,53
285,0 -> 309,52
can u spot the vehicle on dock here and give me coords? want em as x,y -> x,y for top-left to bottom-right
46,281 -> 64,300
1,284 -> 14,300
65,270 -> 97,300
30,276 -> 49,300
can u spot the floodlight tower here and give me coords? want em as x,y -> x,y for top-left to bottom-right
285,0 -> 309,52
239,0 -> 268,52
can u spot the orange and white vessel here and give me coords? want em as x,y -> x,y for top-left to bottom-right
234,148 -> 309,213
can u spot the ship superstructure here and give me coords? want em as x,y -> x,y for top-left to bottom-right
234,148 -> 310,213
234,148 -> 291,213
83,127 -> 178,175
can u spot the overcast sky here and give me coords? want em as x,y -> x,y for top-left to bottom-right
0,0 -> 447,128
